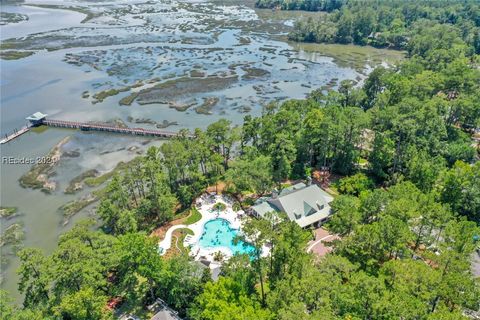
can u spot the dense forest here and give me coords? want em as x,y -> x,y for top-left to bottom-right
2,0 -> 480,319
255,0 -> 344,12
258,0 -> 480,51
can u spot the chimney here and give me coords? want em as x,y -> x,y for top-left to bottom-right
306,176 -> 312,186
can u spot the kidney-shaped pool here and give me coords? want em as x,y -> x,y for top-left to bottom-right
198,218 -> 254,255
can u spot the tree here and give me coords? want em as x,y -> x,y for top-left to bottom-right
98,200 -> 137,235
269,217 -> 312,286
328,195 -> 362,236
190,277 -> 272,320
206,119 -> 240,170
235,218 -> 269,306
116,233 -> 163,304
0,290 -> 44,320
0,291 -> 15,319
159,255 -> 206,316
336,215 -> 411,272
377,260 -> 439,319
54,287 -> 112,320
437,161 -> 480,222
405,149 -> 445,192
224,155 -> 273,197
369,132 -> 394,180
337,173 -> 374,196
17,248 -> 51,309
363,66 -> 386,109
428,220 -> 480,313
270,132 -> 297,183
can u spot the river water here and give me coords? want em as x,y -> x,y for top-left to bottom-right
0,0 -> 403,300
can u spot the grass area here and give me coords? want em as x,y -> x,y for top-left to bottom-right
84,159 -> 140,187
119,92 -> 139,106
30,125 -> 49,134
0,42 -> 16,50
195,97 -> 219,115
288,42 -> 405,73
0,51 -> 34,60
324,179 -> 340,197
358,158 -> 369,166
280,182 -> 292,189
1,12 -> 28,24
164,228 -> 194,258
0,207 -> 18,219
325,186 -> 339,197
64,169 -> 99,194
19,163 -> 49,189
0,223 -> 24,247
19,137 -> 68,190
185,207 -> 202,225
135,75 -> 238,106
92,87 -> 129,103
59,194 -> 97,221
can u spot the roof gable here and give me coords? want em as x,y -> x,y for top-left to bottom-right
26,112 -> 47,121
303,201 -> 316,216
268,184 -> 334,225
252,184 -> 334,228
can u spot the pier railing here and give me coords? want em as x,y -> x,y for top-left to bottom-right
1,125 -> 31,145
1,118 -> 190,144
43,119 -> 188,138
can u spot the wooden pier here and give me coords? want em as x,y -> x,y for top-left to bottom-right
43,119 -> 189,139
0,112 -> 191,144
1,126 -> 31,145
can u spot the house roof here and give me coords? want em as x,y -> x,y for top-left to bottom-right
279,182 -> 307,196
251,200 -> 278,217
252,183 -> 334,228
26,112 -> 47,121
150,308 -> 182,320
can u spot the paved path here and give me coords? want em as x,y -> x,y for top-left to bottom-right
307,227 -> 339,257
307,235 -> 335,253
158,224 -> 188,254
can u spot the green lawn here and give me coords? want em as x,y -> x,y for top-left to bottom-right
185,207 -> 202,225
172,228 -> 194,255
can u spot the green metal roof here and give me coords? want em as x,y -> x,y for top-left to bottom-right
252,183 -> 334,228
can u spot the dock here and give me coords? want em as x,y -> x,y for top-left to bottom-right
0,112 -> 191,145
1,126 -> 31,145
43,119 -> 189,139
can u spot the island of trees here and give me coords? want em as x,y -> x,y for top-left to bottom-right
2,0 -> 480,319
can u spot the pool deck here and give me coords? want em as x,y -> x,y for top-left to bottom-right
158,194 -> 245,262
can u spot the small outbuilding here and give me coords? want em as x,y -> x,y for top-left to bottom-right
26,112 -> 47,126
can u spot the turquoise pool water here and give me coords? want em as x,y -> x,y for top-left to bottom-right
198,218 -> 254,255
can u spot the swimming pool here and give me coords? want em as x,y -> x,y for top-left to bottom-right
198,218 -> 254,255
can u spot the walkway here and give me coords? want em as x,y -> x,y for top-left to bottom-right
307,228 -> 339,257
1,114 -> 192,144
158,224 -> 189,254
0,125 -> 30,144
44,119 -> 191,138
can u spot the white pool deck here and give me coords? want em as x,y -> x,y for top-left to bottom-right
158,194 -> 252,264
